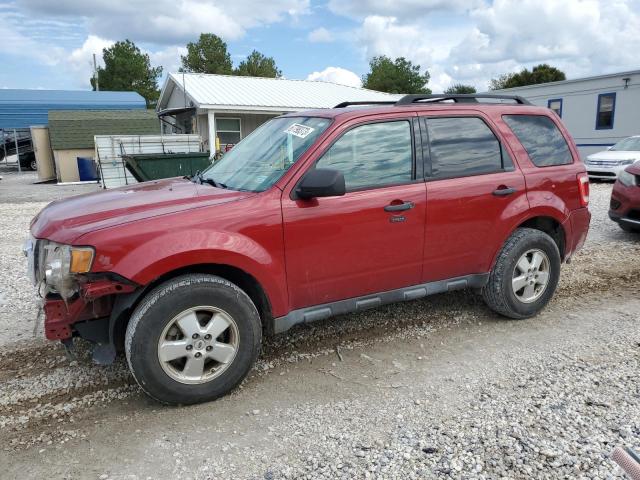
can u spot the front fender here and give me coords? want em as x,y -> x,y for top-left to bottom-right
91,228 -> 289,317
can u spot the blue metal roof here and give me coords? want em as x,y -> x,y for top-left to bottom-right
0,89 -> 147,130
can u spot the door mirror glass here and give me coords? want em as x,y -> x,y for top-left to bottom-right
296,168 -> 346,199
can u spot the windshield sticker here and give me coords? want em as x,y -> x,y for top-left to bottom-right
284,123 -> 315,139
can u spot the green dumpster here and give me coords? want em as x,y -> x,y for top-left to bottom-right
123,152 -> 212,182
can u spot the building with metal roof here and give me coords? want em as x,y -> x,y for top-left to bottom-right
157,73 -> 399,153
0,89 -> 147,130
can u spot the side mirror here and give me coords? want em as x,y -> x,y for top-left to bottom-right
296,168 -> 346,199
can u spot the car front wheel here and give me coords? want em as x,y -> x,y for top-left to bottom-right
482,228 -> 561,319
125,274 -> 262,405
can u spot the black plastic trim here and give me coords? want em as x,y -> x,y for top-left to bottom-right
609,211 -> 640,228
273,273 -> 489,334
395,94 -> 531,106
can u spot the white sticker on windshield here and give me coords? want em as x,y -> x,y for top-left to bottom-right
284,123 -> 314,139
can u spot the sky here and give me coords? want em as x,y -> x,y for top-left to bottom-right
1,0 -> 640,93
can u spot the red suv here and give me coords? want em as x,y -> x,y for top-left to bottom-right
26,94 -> 591,405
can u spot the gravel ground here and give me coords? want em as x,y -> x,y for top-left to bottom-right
0,173 -> 638,479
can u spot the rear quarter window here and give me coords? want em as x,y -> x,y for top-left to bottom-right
502,114 -> 573,167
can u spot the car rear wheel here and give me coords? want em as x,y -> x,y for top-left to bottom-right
482,228 -> 561,319
125,274 -> 262,405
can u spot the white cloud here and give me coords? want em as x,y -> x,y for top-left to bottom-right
307,67 -> 362,87
149,46 -> 187,77
357,16 -> 435,68
347,0 -> 640,92
17,0 -> 310,44
67,35 -> 114,85
0,18 -> 65,67
308,27 -> 333,43
328,0 -> 484,20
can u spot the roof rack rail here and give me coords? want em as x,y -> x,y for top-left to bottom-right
333,100 -> 397,108
394,94 -> 531,105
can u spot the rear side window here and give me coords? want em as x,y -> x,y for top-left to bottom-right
503,115 -> 573,167
426,117 -> 509,179
316,120 -> 413,190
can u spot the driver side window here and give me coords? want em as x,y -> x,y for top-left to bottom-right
316,120 -> 413,190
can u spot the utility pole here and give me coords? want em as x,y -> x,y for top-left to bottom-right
93,53 -> 99,91
13,129 -> 21,172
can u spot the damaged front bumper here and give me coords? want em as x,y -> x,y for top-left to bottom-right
43,278 -> 137,350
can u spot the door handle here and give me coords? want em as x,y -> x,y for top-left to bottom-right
492,187 -> 517,196
384,201 -> 414,212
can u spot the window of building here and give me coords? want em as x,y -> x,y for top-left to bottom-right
596,93 -> 616,130
425,117 -> 508,179
216,118 -> 241,145
547,98 -> 563,117
503,114 -> 573,167
316,120 -> 413,190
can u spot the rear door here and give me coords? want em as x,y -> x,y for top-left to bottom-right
420,114 -> 529,282
281,116 -> 427,309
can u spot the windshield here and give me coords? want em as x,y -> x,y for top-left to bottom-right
202,116 -> 331,191
611,137 -> 640,151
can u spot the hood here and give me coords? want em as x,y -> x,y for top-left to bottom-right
31,177 -> 255,243
587,150 -> 640,161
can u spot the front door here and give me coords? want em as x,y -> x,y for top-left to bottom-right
282,118 -> 426,310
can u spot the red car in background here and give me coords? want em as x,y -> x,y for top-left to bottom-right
609,162 -> 640,233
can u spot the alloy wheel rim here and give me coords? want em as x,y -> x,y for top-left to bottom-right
157,306 -> 239,385
511,249 -> 551,304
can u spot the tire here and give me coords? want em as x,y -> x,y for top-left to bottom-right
29,159 -> 37,171
482,228 -> 561,319
125,274 -> 262,405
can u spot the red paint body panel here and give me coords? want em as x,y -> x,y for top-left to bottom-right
423,170 -> 529,281
609,163 -> 640,228
43,281 -> 135,340
78,187 -> 290,317
31,102 -> 592,340
282,183 -> 427,308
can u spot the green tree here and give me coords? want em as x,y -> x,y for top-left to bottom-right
180,33 -> 233,74
362,56 -> 431,94
444,83 -> 477,94
91,40 -> 163,108
489,64 -> 566,90
235,50 -> 281,78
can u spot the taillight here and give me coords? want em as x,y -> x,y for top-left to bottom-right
577,173 -> 589,207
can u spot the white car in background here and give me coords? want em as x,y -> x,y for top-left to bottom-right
584,136 -> 640,180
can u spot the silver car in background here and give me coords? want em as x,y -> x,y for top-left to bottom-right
584,136 -> 640,180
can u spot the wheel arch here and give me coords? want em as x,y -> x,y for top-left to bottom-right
490,214 -> 568,272
109,263 -> 275,351
516,216 -> 566,260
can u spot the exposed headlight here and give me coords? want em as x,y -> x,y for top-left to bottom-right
42,242 -> 94,298
618,159 -> 636,165
618,169 -> 637,187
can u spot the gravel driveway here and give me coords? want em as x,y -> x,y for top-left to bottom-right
0,173 -> 638,479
